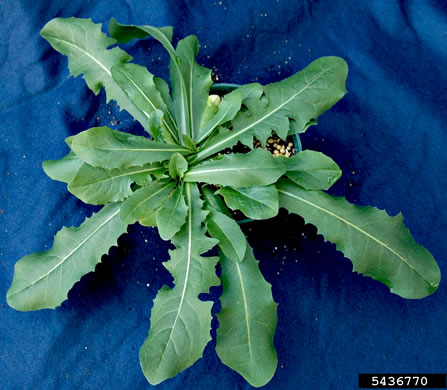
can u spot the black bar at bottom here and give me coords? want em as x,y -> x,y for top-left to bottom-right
359,374 -> 446,388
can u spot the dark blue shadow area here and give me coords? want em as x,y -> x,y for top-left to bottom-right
0,1 -> 446,389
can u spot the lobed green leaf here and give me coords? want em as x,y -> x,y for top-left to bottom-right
277,178 -> 441,299
7,203 -> 127,311
216,245 -> 278,387
139,183 -> 219,384
40,18 -> 151,130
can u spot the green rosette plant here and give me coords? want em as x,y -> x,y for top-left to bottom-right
7,17 -> 440,387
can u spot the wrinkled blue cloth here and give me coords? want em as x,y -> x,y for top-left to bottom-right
1,1 -> 446,389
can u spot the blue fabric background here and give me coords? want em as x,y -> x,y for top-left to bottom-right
1,1 -> 446,389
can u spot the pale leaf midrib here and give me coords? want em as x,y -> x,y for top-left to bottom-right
236,263 -> 252,359
185,166 -> 279,177
73,143 -> 186,153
